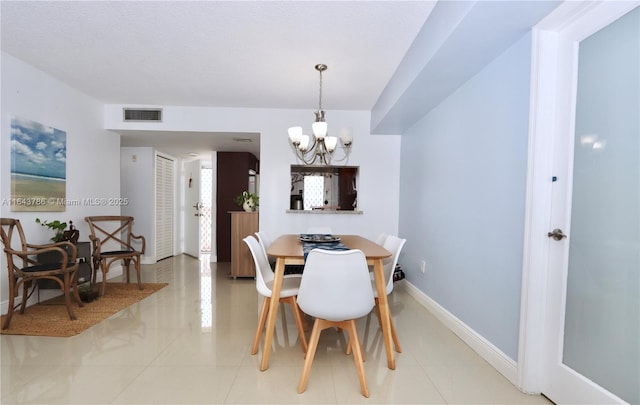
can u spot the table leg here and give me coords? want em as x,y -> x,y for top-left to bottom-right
260,256 -> 285,371
373,258 -> 395,370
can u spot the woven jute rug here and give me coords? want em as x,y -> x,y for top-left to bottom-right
0,282 -> 168,337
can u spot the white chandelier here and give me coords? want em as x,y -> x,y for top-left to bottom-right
288,64 -> 353,165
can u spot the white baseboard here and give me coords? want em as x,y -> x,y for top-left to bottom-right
141,256 -> 155,265
398,280 -> 519,387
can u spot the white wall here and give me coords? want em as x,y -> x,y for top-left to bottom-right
106,106 -> 402,244
120,147 -> 155,262
1,52 -> 121,310
398,33 -> 533,361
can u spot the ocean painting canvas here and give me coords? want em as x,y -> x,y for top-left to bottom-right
10,116 -> 66,212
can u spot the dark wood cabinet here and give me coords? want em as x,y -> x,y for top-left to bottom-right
37,241 -> 92,289
338,167 -> 357,210
216,152 -> 259,262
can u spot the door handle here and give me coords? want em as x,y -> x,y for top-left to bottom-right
547,228 -> 567,241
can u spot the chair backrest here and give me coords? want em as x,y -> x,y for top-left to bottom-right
243,235 -> 273,297
382,235 -> 407,295
306,226 -> 333,235
297,249 -> 374,322
0,218 -> 27,251
255,231 -> 272,257
0,218 -> 30,268
1,218 -> 75,271
375,232 -> 389,245
85,216 -> 145,253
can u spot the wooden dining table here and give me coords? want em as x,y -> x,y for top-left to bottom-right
264,234 -> 396,371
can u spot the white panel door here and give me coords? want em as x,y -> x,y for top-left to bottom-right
155,154 -> 174,261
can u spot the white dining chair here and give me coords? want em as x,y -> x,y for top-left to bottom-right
296,249 -> 374,397
367,231 -> 389,285
255,231 -> 304,277
375,232 -> 389,245
243,236 -> 308,355
255,231 -> 275,267
372,235 -> 406,353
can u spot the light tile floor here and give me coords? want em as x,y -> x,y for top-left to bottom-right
1,254 -> 552,404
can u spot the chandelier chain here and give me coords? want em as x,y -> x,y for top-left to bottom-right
317,66 -> 323,112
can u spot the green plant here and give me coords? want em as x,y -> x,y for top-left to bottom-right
234,191 -> 259,209
35,218 -> 67,242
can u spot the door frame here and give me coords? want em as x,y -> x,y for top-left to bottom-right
183,159 -> 202,257
518,0 -> 639,398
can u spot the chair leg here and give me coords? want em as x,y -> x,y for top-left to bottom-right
19,281 -> 29,314
99,261 -> 108,297
92,258 -> 99,285
72,270 -> 84,308
299,306 -> 309,331
344,335 -> 366,362
298,318 -> 326,394
346,319 -> 369,398
374,299 -> 381,323
251,297 -> 270,355
375,298 -> 401,353
134,257 -> 143,290
389,312 -> 402,353
286,296 -> 308,353
62,273 -> 77,321
123,258 -> 131,283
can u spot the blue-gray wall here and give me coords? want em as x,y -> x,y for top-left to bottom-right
398,32 -> 532,361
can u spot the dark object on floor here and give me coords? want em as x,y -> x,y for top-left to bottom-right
393,264 -> 405,282
284,265 -> 304,275
79,287 -> 99,303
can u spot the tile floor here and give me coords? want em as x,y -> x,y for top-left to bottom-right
1,254 -> 552,404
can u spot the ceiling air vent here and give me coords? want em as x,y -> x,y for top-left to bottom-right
123,108 -> 163,122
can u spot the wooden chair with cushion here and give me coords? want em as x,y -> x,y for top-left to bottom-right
0,218 -> 83,330
84,216 -> 145,297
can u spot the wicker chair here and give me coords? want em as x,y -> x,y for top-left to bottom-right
0,218 -> 83,329
84,216 -> 146,297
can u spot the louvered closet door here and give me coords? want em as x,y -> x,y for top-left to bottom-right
155,155 -> 174,261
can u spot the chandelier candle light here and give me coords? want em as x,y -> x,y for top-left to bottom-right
288,64 -> 353,165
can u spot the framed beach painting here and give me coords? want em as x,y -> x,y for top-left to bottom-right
10,116 -> 66,212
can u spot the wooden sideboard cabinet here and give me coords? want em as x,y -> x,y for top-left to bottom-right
230,211 -> 258,278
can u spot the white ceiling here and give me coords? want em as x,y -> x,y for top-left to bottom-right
1,1 -> 435,160
1,1 -> 562,161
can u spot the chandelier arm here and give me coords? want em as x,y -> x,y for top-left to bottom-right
300,135 -> 319,164
296,148 -> 314,165
295,139 -> 321,165
328,144 -> 351,164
